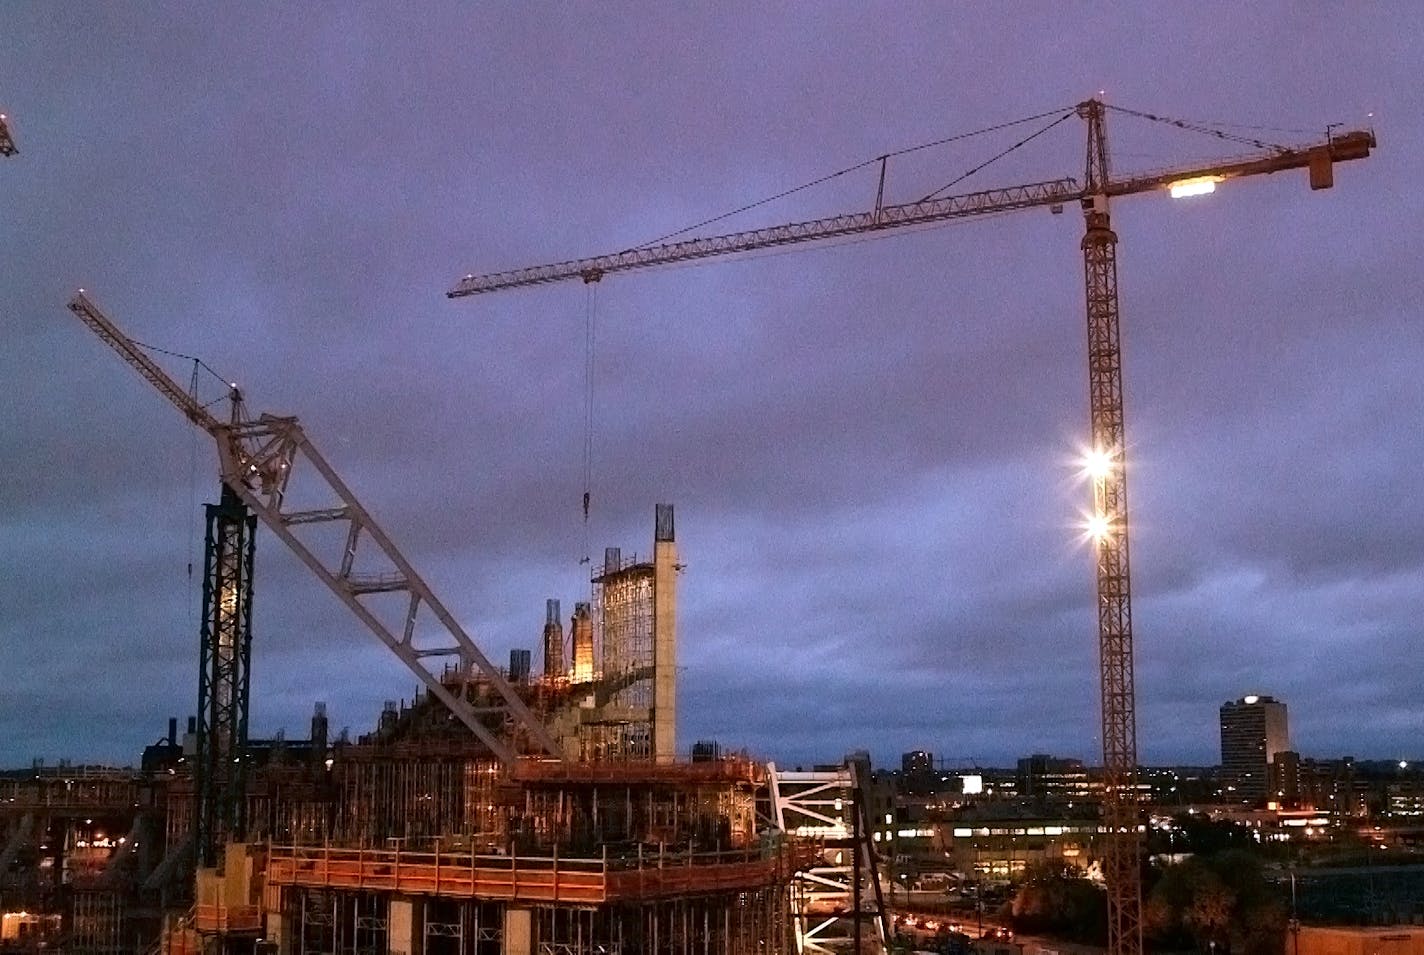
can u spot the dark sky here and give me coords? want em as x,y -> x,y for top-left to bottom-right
2,4 -> 1419,770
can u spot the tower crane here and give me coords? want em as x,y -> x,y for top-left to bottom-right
63,294 -> 564,786
447,100 -> 1375,955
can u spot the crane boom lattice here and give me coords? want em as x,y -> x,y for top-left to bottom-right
65,292 -> 563,766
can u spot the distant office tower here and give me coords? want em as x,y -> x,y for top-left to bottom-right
902,751 -> 934,774
1017,753 -> 1090,799
1220,695 -> 1289,802
509,648 -> 532,684
1270,749 -> 1304,806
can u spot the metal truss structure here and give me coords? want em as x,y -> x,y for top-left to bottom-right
1078,98 -> 1143,955
450,180 -> 1080,296
65,292 -> 562,766
195,484 -> 256,869
769,763 -> 888,955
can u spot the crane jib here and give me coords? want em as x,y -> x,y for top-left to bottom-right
448,178 -> 1081,297
450,125 -> 1375,301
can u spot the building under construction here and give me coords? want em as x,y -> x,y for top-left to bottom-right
1,505 -> 885,955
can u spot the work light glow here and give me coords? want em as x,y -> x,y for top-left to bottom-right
1082,447 -> 1114,481
1169,176 -> 1224,199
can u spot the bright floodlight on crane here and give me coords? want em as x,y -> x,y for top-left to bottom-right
1085,512 -> 1111,543
1082,446 -> 1115,481
1168,175 -> 1225,199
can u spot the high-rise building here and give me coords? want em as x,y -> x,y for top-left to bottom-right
1017,754 -> 1090,799
901,750 -> 934,774
1220,694 -> 1289,802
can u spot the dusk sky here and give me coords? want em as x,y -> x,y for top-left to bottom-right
2,4 -> 1419,770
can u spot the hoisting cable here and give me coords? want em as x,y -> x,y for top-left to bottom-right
187,360 -> 200,596
633,106 -> 1075,249
129,341 -> 231,606
1104,104 -> 1292,154
579,280 -> 598,565
132,338 -> 230,391
918,110 -> 1077,202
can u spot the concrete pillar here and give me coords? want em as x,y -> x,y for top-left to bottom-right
502,906 -> 533,955
388,897 -> 419,955
652,503 -> 678,763
571,603 -> 594,684
265,910 -> 292,955
543,598 -> 565,679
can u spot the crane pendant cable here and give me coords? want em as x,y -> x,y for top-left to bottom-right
580,280 -> 598,565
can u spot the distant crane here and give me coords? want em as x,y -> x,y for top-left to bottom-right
0,112 -> 16,157
447,99 -> 1376,955
62,295 -> 565,791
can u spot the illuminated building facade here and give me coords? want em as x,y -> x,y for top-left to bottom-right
1017,754 -> 1091,800
1220,694 -> 1289,803
901,751 -> 933,774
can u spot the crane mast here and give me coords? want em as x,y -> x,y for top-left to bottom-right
448,99 -> 1374,955
1079,98 -> 1141,955
64,292 -> 564,769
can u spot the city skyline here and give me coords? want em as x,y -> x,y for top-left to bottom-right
2,6 -> 1420,769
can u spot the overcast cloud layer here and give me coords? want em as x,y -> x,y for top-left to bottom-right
2,4 -> 1420,770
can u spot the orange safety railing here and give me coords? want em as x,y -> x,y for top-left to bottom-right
266,839 -> 820,904
511,756 -> 765,786
192,904 -> 262,934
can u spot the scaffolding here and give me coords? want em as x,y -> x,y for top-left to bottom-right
535,887 -> 791,955
280,882 -> 794,955
70,890 -> 126,955
330,756 -> 500,847
587,549 -> 655,762
288,888 -> 402,955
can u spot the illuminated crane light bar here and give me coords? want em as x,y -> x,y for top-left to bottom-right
1168,175 -> 1225,199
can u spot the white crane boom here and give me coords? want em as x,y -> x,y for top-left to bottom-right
66,291 -> 563,766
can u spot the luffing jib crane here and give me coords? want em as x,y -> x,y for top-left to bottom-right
64,293 -> 564,781
447,100 -> 1375,955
